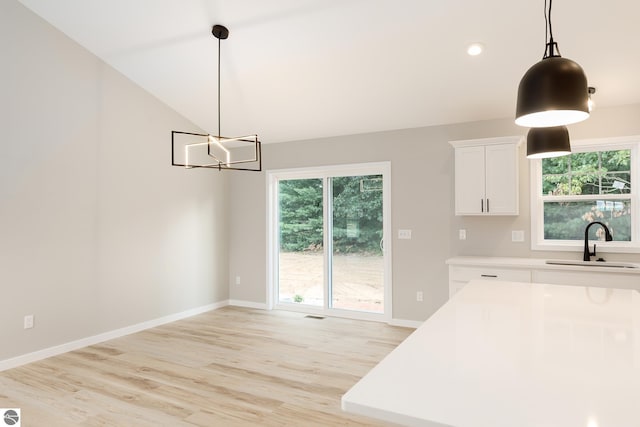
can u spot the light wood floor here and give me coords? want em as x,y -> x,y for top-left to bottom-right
0,307 -> 414,426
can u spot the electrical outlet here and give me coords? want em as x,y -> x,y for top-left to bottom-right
459,229 -> 467,240
235,276 -> 241,285
416,291 -> 423,302
512,230 -> 525,242
24,315 -> 34,329
398,229 -> 412,240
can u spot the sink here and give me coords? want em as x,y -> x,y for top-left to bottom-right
545,259 -> 640,269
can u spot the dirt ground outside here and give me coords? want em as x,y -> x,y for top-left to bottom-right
278,251 -> 384,313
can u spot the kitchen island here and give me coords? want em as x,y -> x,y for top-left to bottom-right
342,280 -> 640,426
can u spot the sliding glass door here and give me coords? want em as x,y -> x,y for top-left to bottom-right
330,175 -> 384,313
269,163 -> 391,320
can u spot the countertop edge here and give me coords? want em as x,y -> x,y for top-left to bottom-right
445,256 -> 640,275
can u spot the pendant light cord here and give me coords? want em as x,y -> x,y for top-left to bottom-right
217,36 -> 221,138
543,0 -> 548,57
543,0 -> 560,58
547,0 -> 553,45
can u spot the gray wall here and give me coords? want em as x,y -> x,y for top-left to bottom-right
0,0 -> 229,361
229,104 -> 640,322
4,0 -> 640,362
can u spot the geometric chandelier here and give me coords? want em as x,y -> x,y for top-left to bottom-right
172,25 -> 262,171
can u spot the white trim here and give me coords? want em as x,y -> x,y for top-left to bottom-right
0,301 -> 228,372
568,134 -> 640,151
268,161 -> 392,180
449,135 -> 524,149
387,318 -> 423,329
267,161 -> 392,322
274,303 -> 387,322
531,136 -> 640,253
228,299 -> 270,310
382,164 -> 393,321
266,173 -> 277,310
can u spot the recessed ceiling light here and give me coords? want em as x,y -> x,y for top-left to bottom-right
467,43 -> 484,56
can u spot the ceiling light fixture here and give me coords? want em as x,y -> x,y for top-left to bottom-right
467,43 -> 484,56
588,86 -> 596,112
515,0 -> 589,128
171,25 -> 261,171
526,126 -> 571,159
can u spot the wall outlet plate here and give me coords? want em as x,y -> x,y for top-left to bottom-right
24,315 -> 34,329
459,229 -> 467,240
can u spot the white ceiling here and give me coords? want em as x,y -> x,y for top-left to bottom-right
18,0 -> 640,144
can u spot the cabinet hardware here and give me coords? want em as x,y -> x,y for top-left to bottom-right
481,199 -> 484,212
480,274 -> 498,278
487,198 -> 490,212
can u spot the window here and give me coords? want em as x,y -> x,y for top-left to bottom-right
530,136 -> 640,252
267,162 -> 392,322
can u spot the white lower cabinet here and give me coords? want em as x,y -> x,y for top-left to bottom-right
447,257 -> 640,298
449,266 -> 531,298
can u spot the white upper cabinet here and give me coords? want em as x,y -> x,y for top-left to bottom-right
450,136 -> 523,216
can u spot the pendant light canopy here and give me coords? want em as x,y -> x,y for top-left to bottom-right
171,25 -> 261,171
526,126 -> 571,159
515,0 -> 589,128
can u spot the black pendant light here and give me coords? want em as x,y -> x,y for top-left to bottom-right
515,0 -> 589,128
526,126 -> 571,159
171,25 -> 262,171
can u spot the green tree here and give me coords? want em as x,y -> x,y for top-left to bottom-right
332,176 -> 383,254
278,175 -> 383,253
542,150 -> 631,241
279,179 -> 323,251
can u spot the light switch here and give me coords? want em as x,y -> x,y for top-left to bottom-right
512,230 -> 525,242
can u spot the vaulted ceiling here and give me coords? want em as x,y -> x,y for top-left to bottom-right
18,0 -> 640,143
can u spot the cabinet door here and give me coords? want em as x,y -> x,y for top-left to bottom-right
485,143 -> 518,215
455,146 -> 486,215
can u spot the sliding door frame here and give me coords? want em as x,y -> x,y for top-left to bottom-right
266,162 -> 392,322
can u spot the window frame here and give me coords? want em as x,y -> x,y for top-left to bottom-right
266,162 -> 393,322
530,135 -> 640,253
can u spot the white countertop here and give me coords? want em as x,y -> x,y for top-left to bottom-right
342,280 -> 640,427
446,256 -> 640,274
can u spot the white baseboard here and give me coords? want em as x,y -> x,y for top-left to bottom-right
228,299 -> 269,310
0,300 -> 229,372
388,318 -> 423,329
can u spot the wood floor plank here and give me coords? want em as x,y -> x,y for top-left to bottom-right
0,307 -> 413,426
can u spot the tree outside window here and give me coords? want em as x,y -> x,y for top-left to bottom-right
540,148 -> 633,243
531,137 -> 640,252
